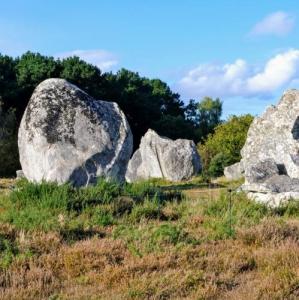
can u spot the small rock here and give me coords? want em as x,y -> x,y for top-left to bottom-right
224,161 -> 244,180
16,170 -> 25,179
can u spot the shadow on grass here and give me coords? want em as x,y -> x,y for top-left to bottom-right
60,227 -> 106,242
161,182 -> 225,191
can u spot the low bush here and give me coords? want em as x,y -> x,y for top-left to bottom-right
0,178 -> 178,231
129,197 -> 163,222
0,105 -> 20,177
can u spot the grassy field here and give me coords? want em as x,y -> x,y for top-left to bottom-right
0,177 -> 298,299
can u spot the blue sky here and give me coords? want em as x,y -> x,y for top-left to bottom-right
1,0 -> 299,118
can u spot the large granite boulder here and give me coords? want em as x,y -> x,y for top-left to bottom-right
18,78 -> 133,186
126,129 -> 201,182
240,90 -> 299,206
224,161 -> 244,180
241,90 -> 299,179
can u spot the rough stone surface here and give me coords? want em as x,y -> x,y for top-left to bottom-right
126,129 -> 201,182
241,175 -> 299,193
16,170 -> 25,179
241,89 -> 299,179
224,161 -> 244,180
239,90 -> 299,206
247,191 -> 299,207
18,78 -> 133,186
245,159 -> 279,184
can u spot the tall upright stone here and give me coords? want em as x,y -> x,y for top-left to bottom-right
241,90 -> 299,180
240,90 -> 299,206
18,78 -> 133,186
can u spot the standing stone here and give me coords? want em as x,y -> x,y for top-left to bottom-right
224,161 -> 244,180
241,90 -> 299,179
240,89 -> 299,206
18,78 -> 133,186
16,170 -> 25,179
126,129 -> 201,182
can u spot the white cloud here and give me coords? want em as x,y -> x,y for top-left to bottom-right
250,11 -> 295,36
176,49 -> 299,99
56,49 -> 118,72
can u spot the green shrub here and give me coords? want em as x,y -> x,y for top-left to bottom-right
0,178 -> 178,231
198,114 -> 253,176
0,104 -> 20,177
208,152 -> 231,177
92,207 -> 115,226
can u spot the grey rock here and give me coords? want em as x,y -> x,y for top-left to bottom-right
224,161 -> 244,180
241,90 -> 299,179
239,90 -> 299,206
240,175 -> 299,193
240,183 -> 272,193
18,78 -> 133,186
264,175 -> 299,193
247,192 -> 299,207
16,170 -> 25,179
126,129 -> 201,182
245,158 -> 279,184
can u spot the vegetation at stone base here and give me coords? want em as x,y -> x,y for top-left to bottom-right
0,178 -> 298,299
199,114 -> 254,177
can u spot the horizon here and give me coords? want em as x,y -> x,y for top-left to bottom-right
1,0 -> 299,118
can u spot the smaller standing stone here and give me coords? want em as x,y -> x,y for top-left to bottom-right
16,170 -> 25,179
126,129 -> 201,182
224,161 -> 244,180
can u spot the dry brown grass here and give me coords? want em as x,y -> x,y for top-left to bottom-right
0,219 -> 298,299
0,178 -> 298,299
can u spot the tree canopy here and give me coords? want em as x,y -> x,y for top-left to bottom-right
0,51 -> 235,176
198,114 -> 254,177
0,51 -> 224,149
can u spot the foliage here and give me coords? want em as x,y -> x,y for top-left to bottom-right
0,104 -> 20,176
198,114 -> 254,176
100,69 -> 187,148
0,178 -> 171,231
0,51 -> 229,176
0,53 -> 194,150
197,97 -> 222,139
185,97 -> 223,141
208,152 -> 231,177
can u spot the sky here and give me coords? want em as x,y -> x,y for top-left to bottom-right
1,0 -> 299,118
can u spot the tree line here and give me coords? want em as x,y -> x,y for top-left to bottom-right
0,51 -> 252,177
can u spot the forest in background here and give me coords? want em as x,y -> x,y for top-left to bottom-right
0,52 -> 253,177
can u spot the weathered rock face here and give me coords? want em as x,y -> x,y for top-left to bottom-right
241,90 -> 299,180
18,78 -> 133,186
126,129 -> 201,182
16,170 -> 25,179
240,90 -> 299,206
224,161 -> 244,180
244,159 -> 279,184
